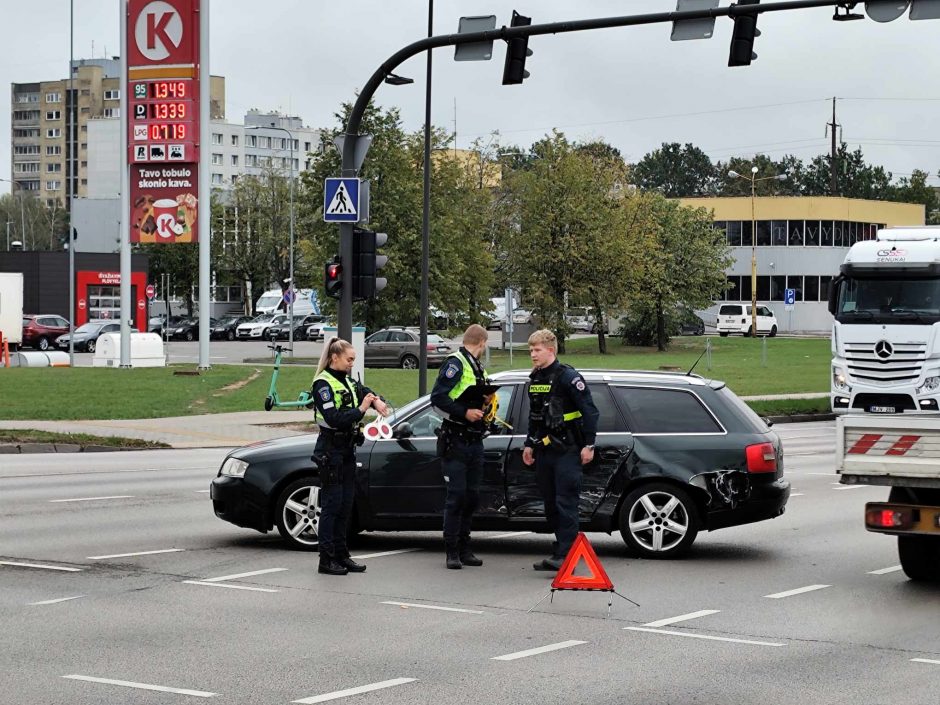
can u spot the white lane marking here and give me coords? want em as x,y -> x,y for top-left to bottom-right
911,658 -> 940,666
182,580 -> 279,593
195,489 -> 210,493
381,601 -> 484,614
765,584 -> 831,599
293,678 -> 417,703
833,485 -> 868,491
118,468 -> 146,473
806,473 -> 836,476
626,627 -> 786,647
0,561 -> 82,572
643,610 -> 720,628
200,568 -> 287,583
29,595 -> 85,605
489,531 -> 533,539
87,548 -> 185,560
62,674 -> 217,698
868,565 -> 903,575
789,493 -> 805,497
49,495 -> 135,503
351,549 -> 420,559
492,640 -> 587,661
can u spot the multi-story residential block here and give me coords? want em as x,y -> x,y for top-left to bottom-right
10,58 -> 224,208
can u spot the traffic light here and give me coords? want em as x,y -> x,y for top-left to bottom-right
502,10 -> 533,85
728,0 -> 760,67
352,228 -> 388,300
324,257 -> 342,299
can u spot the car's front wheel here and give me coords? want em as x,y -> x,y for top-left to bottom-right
227,330 -> 235,341
86,340 -> 96,353
185,331 -> 194,342
769,325 -> 778,337
400,354 -> 419,369
274,477 -> 322,551
619,483 -> 700,559
719,332 -> 728,337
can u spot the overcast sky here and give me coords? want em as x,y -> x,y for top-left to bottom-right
4,0 -> 940,195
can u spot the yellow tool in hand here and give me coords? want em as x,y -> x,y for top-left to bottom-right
483,394 -> 513,430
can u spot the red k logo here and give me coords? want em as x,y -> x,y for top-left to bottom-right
134,1 -> 184,61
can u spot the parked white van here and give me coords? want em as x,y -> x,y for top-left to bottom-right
716,303 -> 778,337
255,289 -> 318,316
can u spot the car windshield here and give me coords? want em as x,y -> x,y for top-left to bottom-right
836,277 -> 940,325
252,315 -> 275,323
74,323 -> 101,333
256,295 -> 281,309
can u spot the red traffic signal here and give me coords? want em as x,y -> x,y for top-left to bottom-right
324,258 -> 342,299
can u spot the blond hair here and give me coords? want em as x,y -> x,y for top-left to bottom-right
463,323 -> 488,346
528,329 -> 557,349
315,337 -> 354,376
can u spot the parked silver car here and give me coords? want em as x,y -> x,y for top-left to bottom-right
363,328 -> 454,369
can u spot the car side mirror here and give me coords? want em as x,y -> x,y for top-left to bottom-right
393,423 -> 414,440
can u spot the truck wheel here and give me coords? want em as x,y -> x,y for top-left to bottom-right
898,535 -> 940,582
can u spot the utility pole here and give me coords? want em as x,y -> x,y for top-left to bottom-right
827,96 -> 840,196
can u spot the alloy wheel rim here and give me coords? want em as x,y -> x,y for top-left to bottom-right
282,485 -> 321,546
627,491 -> 689,552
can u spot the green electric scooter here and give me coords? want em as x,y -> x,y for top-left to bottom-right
264,344 -> 316,411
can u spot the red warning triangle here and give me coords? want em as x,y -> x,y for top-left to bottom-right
551,532 -> 614,591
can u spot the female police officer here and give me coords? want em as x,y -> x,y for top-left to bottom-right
311,337 -> 389,576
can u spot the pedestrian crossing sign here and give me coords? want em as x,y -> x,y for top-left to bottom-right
323,178 -> 360,223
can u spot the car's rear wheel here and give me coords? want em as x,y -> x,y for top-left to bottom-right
226,330 -> 235,341
400,354 -> 419,369
37,336 -> 49,351
86,340 -> 96,353
619,483 -> 700,559
719,332 -> 728,337
274,477 -> 322,551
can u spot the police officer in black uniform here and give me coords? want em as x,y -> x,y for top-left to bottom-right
311,337 -> 388,576
522,329 -> 600,571
430,324 -> 492,570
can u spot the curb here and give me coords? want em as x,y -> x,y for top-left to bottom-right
0,443 -> 156,454
765,413 -> 836,424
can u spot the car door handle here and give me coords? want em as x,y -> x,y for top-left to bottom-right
599,449 -> 626,460
484,451 -> 503,461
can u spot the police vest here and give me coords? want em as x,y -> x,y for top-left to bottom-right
315,370 -> 359,429
528,365 -> 583,428
434,349 -> 487,423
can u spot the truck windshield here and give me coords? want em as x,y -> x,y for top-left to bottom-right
837,277 -> 940,324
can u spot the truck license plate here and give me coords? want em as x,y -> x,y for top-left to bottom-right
869,406 -> 896,413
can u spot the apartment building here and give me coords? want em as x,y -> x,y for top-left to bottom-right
10,58 -> 224,208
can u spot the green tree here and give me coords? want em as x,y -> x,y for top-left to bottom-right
716,154 -> 803,197
0,192 -> 68,251
891,169 -> 940,224
632,142 -> 718,197
800,143 -> 892,199
626,194 -> 731,351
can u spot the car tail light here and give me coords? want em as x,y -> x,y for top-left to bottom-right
426,344 -> 436,351
865,505 -> 913,530
746,442 -> 777,473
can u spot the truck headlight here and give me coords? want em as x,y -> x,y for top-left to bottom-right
917,376 -> 940,395
832,367 -> 850,392
220,458 -> 249,478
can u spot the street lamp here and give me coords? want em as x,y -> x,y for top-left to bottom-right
247,123 -> 296,353
727,166 -> 787,337
0,178 -> 27,250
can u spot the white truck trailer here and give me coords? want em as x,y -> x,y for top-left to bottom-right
837,414 -> 940,581
829,226 -> 940,414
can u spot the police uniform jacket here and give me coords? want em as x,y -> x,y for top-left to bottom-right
524,360 -> 600,449
312,368 -> 376,432
430,346 -> 488,433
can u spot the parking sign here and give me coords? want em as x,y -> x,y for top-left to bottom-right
784,288 -> 796,306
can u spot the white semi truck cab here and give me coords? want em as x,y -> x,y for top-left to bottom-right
829,227 -> 940,415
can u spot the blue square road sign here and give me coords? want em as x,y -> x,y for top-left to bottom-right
323,178 -> 360,223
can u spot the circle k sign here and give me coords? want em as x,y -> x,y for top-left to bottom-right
128,0 -> 198,68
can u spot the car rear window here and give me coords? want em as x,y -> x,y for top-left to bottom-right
612,386 -> 723,434
719,305 -> 742,316
714,386 -> 770,433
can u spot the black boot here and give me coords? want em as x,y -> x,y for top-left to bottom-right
445,545 -> 462,570
337,553 -> 366,573
458,538 -> 482,567
318,551 -> 349,576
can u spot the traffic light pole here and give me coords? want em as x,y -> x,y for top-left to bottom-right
336,0 -> 852,343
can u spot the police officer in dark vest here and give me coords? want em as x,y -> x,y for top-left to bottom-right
311,337 -> 389,576
430,324 -> 493,569
523,329 -> 600,571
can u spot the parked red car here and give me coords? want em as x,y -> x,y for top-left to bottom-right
22,315 -> 70,351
